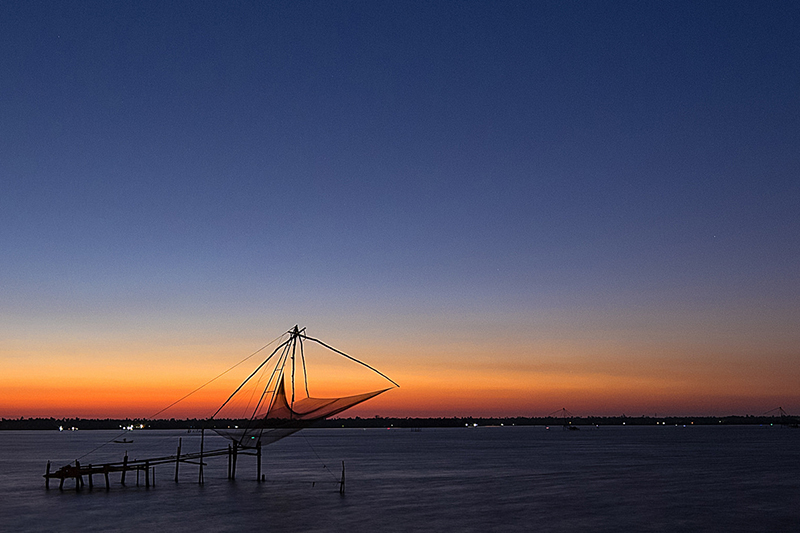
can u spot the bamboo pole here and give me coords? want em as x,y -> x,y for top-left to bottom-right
198,428 -> 205,485
75,460 -> 83,492
174,438 -> 182,482
256,441 -> 262,482
232,443 -> 237,480
121,453 -> 128,485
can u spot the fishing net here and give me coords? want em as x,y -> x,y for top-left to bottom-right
212,327 -> 395,448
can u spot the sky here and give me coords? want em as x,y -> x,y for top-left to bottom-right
2,1 -> 799,419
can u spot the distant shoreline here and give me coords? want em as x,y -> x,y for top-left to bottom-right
1,415 -> 797,430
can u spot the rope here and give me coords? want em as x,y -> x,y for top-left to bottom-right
300,333 -> 399,388
158,331 -> 287,419
301,432 -> 341,483
299,334 -> 310,398
73,331 -> 286,464
210,336 -> 291,419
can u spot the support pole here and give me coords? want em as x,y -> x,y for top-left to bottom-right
257,441 -> 262,482
87,465 -> 93,490
75,460 -> 83,492
104,464 -> 110,490
121,453 -> 128,486
232,443 -> 238,480
174,438 -> 182,482
45,461 -> 51,489
227,444 -> 232,479
198,428 -> 205,485
339,461 -> 345,495
145,461 -> 150,488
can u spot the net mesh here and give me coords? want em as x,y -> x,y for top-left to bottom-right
211,327 -> 394,448
214,378 -> 390,447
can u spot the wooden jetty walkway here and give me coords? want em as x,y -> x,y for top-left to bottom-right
43,436 -> 266,491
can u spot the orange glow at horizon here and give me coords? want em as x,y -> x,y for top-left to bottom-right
2,331 -> 799,419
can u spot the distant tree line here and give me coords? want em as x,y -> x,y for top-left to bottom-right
1,414 -> 797,430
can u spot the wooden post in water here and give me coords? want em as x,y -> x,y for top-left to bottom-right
339,461 -> 345,495
45,461 -> 51,489
227,444 -> 232,479
256,441 -> 262,482
145,461 -> 150,488
231,442 -> 238,480
198,428 -> 205,485
75,460 -> 83,492
103,464 -> 110,490
121,453 -> 128,486
87,464 -> 93,490
174,438 -> 182,482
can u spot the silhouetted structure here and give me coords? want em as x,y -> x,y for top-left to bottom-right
42,326 -> 397,491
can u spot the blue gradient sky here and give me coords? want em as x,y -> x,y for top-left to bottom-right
2,1 -> 799,417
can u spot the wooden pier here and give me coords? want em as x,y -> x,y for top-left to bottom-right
43,437 -> 263,491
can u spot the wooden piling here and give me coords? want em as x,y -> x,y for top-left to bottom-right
339,461 -> 345,495
256,441 -> 262,482
75,460 -> 83,492
231,443 -> 237,480
227,444 -> 232,479
198,428 -> 205,485
87,464 -> 93,490
103,464 -> 110,490
174,438 -> 182,482
145,461 -> 150,488
45,461 -> 51,489
121,454 -> 128,486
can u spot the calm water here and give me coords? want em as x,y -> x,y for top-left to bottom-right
0,425 -> 798,532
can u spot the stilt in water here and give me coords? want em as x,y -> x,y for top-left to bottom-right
87,465 -> 93,490
45,461 -> 51,490
75,460 -> 83,492
174,438 -> 182,482
227,444 -> 232,479
339,461 -> 346,495
198,428 -> 205,485
103,464 -> 110,490
145,461 -> 150,488
121,453 -> 128,486
256,441 -> 262,482
231,443 -> 238,480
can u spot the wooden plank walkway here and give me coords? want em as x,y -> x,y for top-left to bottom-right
43,438 -> 262,491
